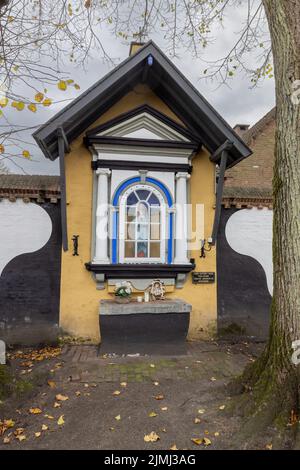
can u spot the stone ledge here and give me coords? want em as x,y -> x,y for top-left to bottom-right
100,299 -> 192,316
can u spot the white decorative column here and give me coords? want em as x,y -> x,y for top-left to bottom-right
174,172 -> 190,264
93,168 -> 111,264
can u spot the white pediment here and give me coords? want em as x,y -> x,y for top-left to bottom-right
97,112 -> 190,142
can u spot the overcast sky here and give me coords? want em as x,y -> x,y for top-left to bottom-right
2,4 -> 275,175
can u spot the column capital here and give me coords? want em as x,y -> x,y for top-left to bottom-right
96,168 -> 111,177
175,171 -> 190,180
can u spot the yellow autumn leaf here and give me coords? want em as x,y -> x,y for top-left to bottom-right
198,409 -> 205,414
55,394 -> 69,401
120,382 -> 127,387
74,84 -> 80,90
219,405 -> 225,410
191,438 -> 202,445
161,407 -> 168,411
41,424 -> 48,431
8,16 -> 14,22
12,101 -> 25,111
266,443 -> 273,450
57,415 -> 65,425
170,444 -> 178,450
47,380 -> 56,388
22,150 -> 30,159
144,431 -> 160,442
35,432 -> 41,438
3,436 -> 11,444
34,92 -> 44,102
194,417 -> 201,424
44,414 -> 54,420
75,391 -> 81,396
28,103 -> 37,113
66,79 -> 74,84
58,80 -> 67,91
203,437 -> 212,446
53,402 -> 61,408
15,434 -> 26,442
4,419 -> 15,428
0,97 -> 8,107
150,364 -> 155,368
153,381 -> 159,386
29,407 -> 42,414
148,411 -> 158,418
42,98 -> 52,107
114,415 -> 121,421
113,390 -> 121,396
214,432 -> 220,437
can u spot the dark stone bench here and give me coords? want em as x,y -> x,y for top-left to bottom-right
99,299 -> 191,355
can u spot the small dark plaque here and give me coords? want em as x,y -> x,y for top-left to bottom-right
192,272 -> 215,284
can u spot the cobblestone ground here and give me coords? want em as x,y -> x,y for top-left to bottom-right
0,341 -> 271,450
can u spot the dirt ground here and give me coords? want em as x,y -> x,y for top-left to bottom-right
0,340 -> 282,450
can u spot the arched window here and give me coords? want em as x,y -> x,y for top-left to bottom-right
119,184 -> 167,263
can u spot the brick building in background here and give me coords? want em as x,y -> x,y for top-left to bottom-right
218,108 -> 276,339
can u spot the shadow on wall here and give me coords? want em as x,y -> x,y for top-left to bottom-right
217,208 -> 272,340
0,200 -> 62,345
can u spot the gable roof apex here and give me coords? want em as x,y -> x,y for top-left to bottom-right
33,40 -> 251,168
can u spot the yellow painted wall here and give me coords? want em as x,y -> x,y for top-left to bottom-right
60,84 -> 217,343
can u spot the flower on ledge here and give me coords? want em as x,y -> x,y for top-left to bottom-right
114,280 -> 133,298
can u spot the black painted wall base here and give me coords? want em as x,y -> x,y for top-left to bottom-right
99,312 -> 190,355
217,208 -> 271,340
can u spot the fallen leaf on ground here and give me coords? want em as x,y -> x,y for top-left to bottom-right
29,408 -> 42,414
47,380 -> 56,389
161,407 -> 168,411
194,418 -> 201,424
266,443 -> 273,450
84,383 -> 89,388
191,437 -> 212,446
113,390 -> 121,396
214,432 -> 220,437
15,434 -> 26,442
0,419 -> 15,434
55,394 -> 69,401
198,409 -> 205,414
148,411 -> 158,418
57,415 -> 65,426
154,394 -> 164,400
153,381 -> 159,386
203,437 -> 212,446
170,444 -> 178,450
150,364 -> 155,368
42,424 -> 48,431
144,431 -> 160,442
210,377 -> 217,381
115,415 -> 121,421
204,430 -> 209,435
35,432 -> 41,438
219,405 -> 226,410
53,402 -> 61,408
191,438 -> 202,445
75,391 -> 81,396
120,382 -> 127,387
3,436 -> 11,444
44,414 -> 54,420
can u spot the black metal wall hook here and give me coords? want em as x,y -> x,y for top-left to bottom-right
72,235 -> 79,256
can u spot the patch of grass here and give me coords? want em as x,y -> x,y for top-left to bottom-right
0,365 -> 13,400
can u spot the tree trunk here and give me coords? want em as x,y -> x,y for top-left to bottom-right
235,0 -> 300,444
